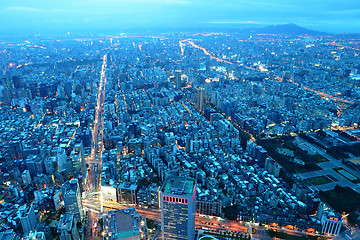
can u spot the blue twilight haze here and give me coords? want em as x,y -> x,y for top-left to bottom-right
1,0 -> 360,34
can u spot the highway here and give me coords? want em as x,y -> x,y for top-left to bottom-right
99,201 -> 329,240
182,38 -> 354,106
182,39 -> 234,65
84,54 -> 108,240
79,43 -> 352,239
301,84 -> 354,105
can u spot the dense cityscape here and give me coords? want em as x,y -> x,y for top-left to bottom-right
0,25 -> 360,240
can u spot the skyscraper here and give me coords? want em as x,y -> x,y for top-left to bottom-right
62,179 -> 84,223
195,86 -> 204,111
160,176 -> 196,240
1,73 -> 14,105
19,203 -> 37,234
175,70 -> 182,90
57,213 -> 79,240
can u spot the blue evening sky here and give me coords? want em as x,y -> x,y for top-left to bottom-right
0,0 -> 360,34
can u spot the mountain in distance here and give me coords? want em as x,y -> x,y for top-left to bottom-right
251,23 -> 326,35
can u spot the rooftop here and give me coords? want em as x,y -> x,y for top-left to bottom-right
111,229 -> 140,239
0,229 -> 16,240
161,176 -> 196,196
58,213 -> 74,232
26,231 -> 45,239
103,208 -> 141,240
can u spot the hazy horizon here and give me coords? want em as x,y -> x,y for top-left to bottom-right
1,0 -> 360,35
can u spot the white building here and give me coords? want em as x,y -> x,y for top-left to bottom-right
317,202 -> 342,235
321,212 -> 342,235
102,185 -> 117,202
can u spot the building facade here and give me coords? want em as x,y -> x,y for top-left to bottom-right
19,203 -> 37,235
321,212 -> 342,235
161,176 -> 196,240
62,179 -> 83,222
57,213 -> 79,240
175,70 -> 181,90
196,199 -> 222,216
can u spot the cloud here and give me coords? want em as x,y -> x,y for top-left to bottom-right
209,21 -> 261,24
1,0 -> 360,33
5,6 -> 80,13
88,0 -> 191,4
6,6 -> 43,12
326,9 -> 360,16
142,0 -> 191,4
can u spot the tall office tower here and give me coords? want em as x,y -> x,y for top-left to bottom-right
175,70 -> 182,90
283,71 -> 291,81
9,141 -> 23,161
22,170 -> 32,185
195,86 -> 204,111
57,213 -> 79,240
62,179 -> 84,223
1,73 -> 13,90
71,140 -> 86,184
0,230 -> 16,240
161,176 -> 196,240
19,203 -> 37,234
1,73 -> 15,105
57,148 -> 67,171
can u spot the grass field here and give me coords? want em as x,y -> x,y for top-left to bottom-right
305,176 -> 332,186
257,136 -> 322,173
333,167 -> 360,183
319,186 -> 360,214
325,174 -> 338,182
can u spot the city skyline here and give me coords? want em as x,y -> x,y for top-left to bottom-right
1,4 -> 360,238
0,0 -> 360,35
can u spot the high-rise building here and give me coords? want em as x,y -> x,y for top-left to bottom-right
1,73 -> 15,105
195,86 -> 204,111
175,70 -> 182,90
117,182 -> 138,204
196,197 -> 222,216
1,74 -> 13,89
35,222 -> 53,240
0,229 -> 17,240
21,170 -> 32,185
44,156 -> 56,175
283,71 -> 291,81
57,213 -> 79,240
57,148 -> 68,171
9,141 -> 23,161
160,176 -> 196,240
19,203 -> 37,234
70,140 -> 86,183
62,179 -> 84,222
317,203 -> 342,235
320,212 -> 342,235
